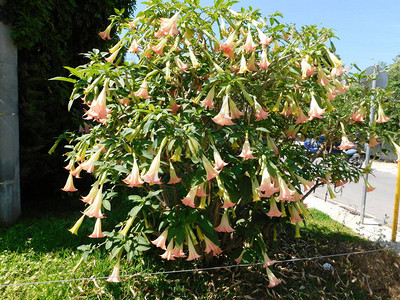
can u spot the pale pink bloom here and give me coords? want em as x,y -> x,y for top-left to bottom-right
258,168 -> 279,197
107,260 -> 122,283
156,11 -> 180,37
84,185 -> 105,218
238,54 -> 249,74
213,148 -> 228,169
332,80 -> 349,95
167,162 -> 181,184
128,17 -> 141,30
85,87 -> 111,124
369,136 -> 380,147
365,179 -> 375,192
267,199 -> 282,218
88,218 -> 105,238
296,175 -> 314,191
331,66 -> 349,77
61,173 -> 78,192
257,28 -> 272,47
280,104 -> 293,117
133,81 -> 151,99
277,176 -> 295,201
161,239 -> 175,260
325,84 -> 336,100
220,32 -> 237,58
151,228 -> 168,250
196,183 -> 208,197
99,24 -> 112,40
128,39 -> 140,53
188,48 -> 200,68
81,181 -> 100,204
200,86 -> 215,109
263,252 -> 275,267
317,67 -> 330,86
308,96 -> 325,120
258,49 -> 270,70
123,156 -> 144,187
202,155 -> 220,180
234,249 -> 245,263
335,180 -> 348,187
392,141 -> 400,162
376,103 -> 390,123
351,107 -> 366,122
292,191 -> 303,201
187,237 -> 201,261
169,100 -> 181,113
221,187 -> 236,208
229,98 -> 244,119
105,48 -> 120,63
243,27 -> 257,53
142,148 -> 162,184
80,148 -> 102,173
289,205 -> 303,223
174,56 -> 188,72
171,243 -> 186,258
301,57 -> 316,78
181,186 -> 197,208
71,165 -> 83,178
247,52 -> 257,71
326,49 -> 343,68
204,236 -> 223,256
118,98 -> 130,106
254,100 -> 269,121
338,135 -> 356,151
152,38 -> 168,55
267,136 -> 279,155
295,107 -> 308,124
266,268 -> 282,288
64,160 -> 74,171
238,137 -> 256,160
214,210 -> 235,232
212,95 -> 235,126
284,125 -> 299,139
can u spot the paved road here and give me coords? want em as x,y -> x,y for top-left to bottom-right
313,169 -> 397,226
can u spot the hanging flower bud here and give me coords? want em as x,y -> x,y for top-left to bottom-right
202,155 -> 220,180
107,260 -> 122,283
152,37 -> 168,55
267,199 -> 282,217
142,147 -> 163,184
243,25 -> 257,53
84,185 -> 105,218
259,49 -> 270,70
229,98 -> 244,119
133,81 -> 151,99
213,148 -> 228,169
214,210 -> 235,232
151,228 -> 169,250
122,155 -> 144,187
200,86 -> 215,109
212,94 -> 235,126
61,173 -> 78,192
68,215 -> 85,235
168,162 -> 181,184
247,52 -> 257,71
161,239 -> 175,260
99,23 -> 112,40
266,267 -> 282,288
81,181 -> 100,204
308,96 -> 325,120
186,237 -> 201,261
181,186 -> 197,208
376,103 -> 390,123
88,218 -> 105,238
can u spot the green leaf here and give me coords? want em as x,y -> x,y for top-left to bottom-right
50,76 -> 77,83
129,205 -> 143,218
103,199 -> 111,211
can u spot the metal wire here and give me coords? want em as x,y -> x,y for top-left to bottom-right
0,248 -> 386,288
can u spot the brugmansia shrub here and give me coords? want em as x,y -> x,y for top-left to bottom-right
57,0 -> 396,286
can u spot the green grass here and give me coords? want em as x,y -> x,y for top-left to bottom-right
1,209 -> 399,299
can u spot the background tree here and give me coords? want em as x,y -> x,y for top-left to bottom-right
0,0 -> 136,210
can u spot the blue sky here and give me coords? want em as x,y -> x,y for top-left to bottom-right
133,0 -> 400,70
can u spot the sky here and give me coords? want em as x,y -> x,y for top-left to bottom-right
133,0 -> 400,70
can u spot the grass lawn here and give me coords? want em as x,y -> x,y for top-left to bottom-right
1,209 -> 399,299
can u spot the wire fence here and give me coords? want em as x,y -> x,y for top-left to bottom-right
0,248 -> 386,288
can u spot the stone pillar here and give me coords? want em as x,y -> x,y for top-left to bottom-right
0,1 -> 21,224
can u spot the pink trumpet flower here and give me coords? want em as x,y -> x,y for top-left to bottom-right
85,87 -> 111,124
376,103 -> 390,123
338,135 -> 356,151
243,26 -> 257,53
174,56 -> 189,73
161,239 -> 175,260
326,49 -> 343,68
196,183 -> 208,197
171,243 -> 186,258
277,176 -> 295,201
84,185 -> 105,218
229,98 -> 244,119
80,147 -> 102,173
365,179 -> 375,192
105,48 -> 120,63
258,168 -> 279,197
238,137 -> 257,160
151,228 -> 169,250
128,17 -> 141,30
204,236 -> 223,256
61,173 -> 78,192
99,23 -> 112,40
212,94 -> 235,126
317,67 -> 330,86
392,141 -> 400,162
247,52 -> 257,71
289,205 -> 303,223
259,49 -> 270,70
168,162 -> 181,184
71,165 -> 83,178
187,237 -> 201,261
254,100 -> 269,121
220,32 -> 237,58
296,175 -> 314,191
308,96 -> 325,120
152,38 -> 168,55
295,107 -> 308,124
133,81 -> 151,99
214,210 -> 235,233
267,199 -> 282,218
369,135 -> 380,147
142,148 -> 162,184
155,11 -> 180,37
200,86 -> 215,109
107,260 -> 122,283
266,267 -> 282,288
351,107 -> 366,122
238,54 -> 249,74
202,155 -> 220,180
81,181 -> 100,204
335,180 -> 348,187
181,186 -> 197,208
213,148 -> 228,169
257,28 -> 272,47
88,218 -> 105,238
219,182 -> 236,208
235,249 -> 245,263
123,156 -> 144,187
128,39 -> 140,53
267,136 -> 279,155
301,57 -> 316,78
263,252 -> 275,267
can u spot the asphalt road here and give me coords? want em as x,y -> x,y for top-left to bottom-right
313,169 -> 397,226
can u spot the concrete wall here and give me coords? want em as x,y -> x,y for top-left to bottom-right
0,1 -> 21,224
